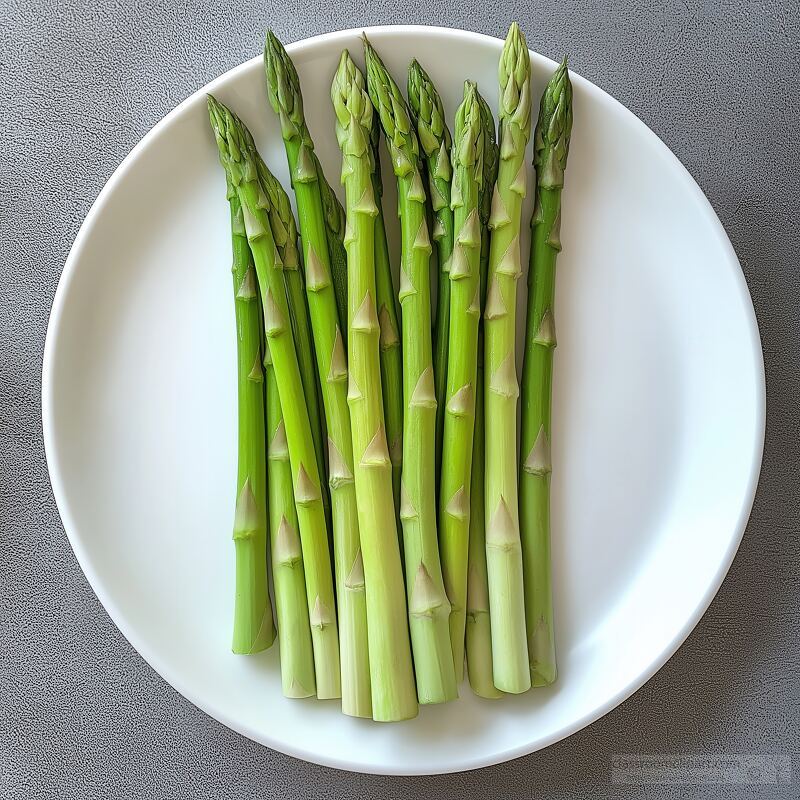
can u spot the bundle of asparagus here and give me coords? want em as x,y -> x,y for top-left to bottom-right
208,23 -> 573,720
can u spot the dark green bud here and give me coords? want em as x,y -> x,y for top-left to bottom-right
534,58 -> 573,189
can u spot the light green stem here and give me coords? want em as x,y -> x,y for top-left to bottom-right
252,137 -> 331,548
398,172 -> 457,702
266,349 -> 316,697
484,23 -> 532,694
438,82 -> 484,683
466,350 -> 502,697
465,89 -> 502,698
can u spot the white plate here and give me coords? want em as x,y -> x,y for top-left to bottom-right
42,25 -> 764,774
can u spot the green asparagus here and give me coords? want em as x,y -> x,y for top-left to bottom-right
222,173 -> 275,655
520,59 -> 572,687
266,344 -> 316,697
208,96 -> 341,698
254,156 -> 327,516
264,32 -> 370,717
407,60 -> 453,488
365,37 -> 457,705
484,23 -> 532,694
465,88 -> 502,698
438,80 -> 484,683
369,108 -> 404,520
316,158 -> 349,333
248,127 -> 316,692
332,50 -> 418,721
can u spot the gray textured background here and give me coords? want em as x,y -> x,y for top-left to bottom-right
1,1 -> 798,797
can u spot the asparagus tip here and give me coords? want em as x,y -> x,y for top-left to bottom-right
265,28 -> 280,52
534,58 -> 573,187
499,21 -> 531,121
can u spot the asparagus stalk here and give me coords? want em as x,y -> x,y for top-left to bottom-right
369,110 -> 404,519
265,345 -> 316,697
208,96 -> 341,698
316,159 -> 349,333
247,129 -> 316,690
255,155 -> 326,499
520,59 -> 572,687
438,81 -> 484,683
465,88 -> 502,698
484,23 -> 532,694
257,39 -> 333,541
264,32 -> 370,717
407,60 -> 453,489
365,38 -> 457,705
222,175 -> 275,655
332,51 -> 417,721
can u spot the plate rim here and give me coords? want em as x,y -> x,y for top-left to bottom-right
41,24 -> 766,775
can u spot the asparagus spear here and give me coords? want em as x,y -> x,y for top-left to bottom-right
243,127 -> 316,692
208,96 -> 341,698
257,38 -> 334,543
332,51 -> 417,721
266,345 -> 316,697
263,32 -> 347,336
364,38 -> 457,705
369,109 -> 404,519
255,155 -> 327,504
222,173 -> 275,655
465,88 -> 502,698
264,32 -> 370,717
484,22 -> 532,694
316,160 -> 349,333
520,59 -> 572,687
438,81 -> 484,683
407,60 -> 453,488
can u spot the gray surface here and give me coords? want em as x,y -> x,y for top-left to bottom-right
1,0 -> 798,797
